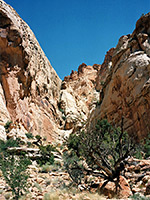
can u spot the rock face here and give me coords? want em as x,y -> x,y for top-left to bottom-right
91,13 -> 150,139
96,48 -> 115,92
0,0 -> 61,140
0,0 -> 150,141
59,63 -> 100,131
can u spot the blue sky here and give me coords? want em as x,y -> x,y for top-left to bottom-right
5,0 -> 150,79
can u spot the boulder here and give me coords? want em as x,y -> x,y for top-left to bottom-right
99,176 -> 132,199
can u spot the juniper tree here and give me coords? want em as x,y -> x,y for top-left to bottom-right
64,118 -> 138,192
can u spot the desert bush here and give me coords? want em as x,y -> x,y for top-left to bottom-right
64,118 -> 139,192
25,132 -> 34,139
59,108 -> 65,114
134,134 -> 150,159
0,138 -> 19,150
4,192 -> 12,199
41,163 -> 52,173
4,121 -> 12,133
30,134 -> 56,166
27,141 -> 32,147
0,153 -> 31,199
0,139 -> 31,200
142,134 -> 150,158
63,150 -> 84,184
32,134 -> 42,147
35,134 -> 42,141
37,144 -> 55,166
130,193 -> 149,200
43,193 -> 50,200
62,116 -> 66,121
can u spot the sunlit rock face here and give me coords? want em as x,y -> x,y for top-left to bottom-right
0,0 -> 61,140
59,63 -> 100,132
91,13 -> 150,139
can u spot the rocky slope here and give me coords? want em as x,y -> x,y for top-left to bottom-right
90,13 -> 150,139
0,153 -> 149,199
0,0 -> 62,141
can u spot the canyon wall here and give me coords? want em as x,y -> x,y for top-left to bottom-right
59,63 -> 100,131
0,0 -> 61,140
91,13 -> 150,139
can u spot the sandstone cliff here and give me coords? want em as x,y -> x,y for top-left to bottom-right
91,13 -> 150,139
0,0 -> 61,140
59,63 -> 100,131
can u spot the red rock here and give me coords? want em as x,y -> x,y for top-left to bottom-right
0,0 -> 61,141
99,176 -> 132,199
91,13 -> 150,140
0,195 -> 5,200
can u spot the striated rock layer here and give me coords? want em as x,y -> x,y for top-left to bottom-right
92,13 -> 150,139
0,0 -> 61,140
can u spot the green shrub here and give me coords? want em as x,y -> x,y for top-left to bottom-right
0,138 -> 19,151
63,150 -> 84,184
130,193 -> 149,200
0,139 -> 31,200
67,133 -> 81,155
41,163 -> 52,173
27,141 -> 32,147
142,134 -> 150,158
59,108 -> 65,114
135,134 -> 150,159
35,135 -> 42,141
34,135 -> 42,146
37,144 -> 55,166
4,121 -> 12,133
0,152 -> 31,200
25,133 -> 34,139
62,116 -> 66,121
16,137 -> 25,146
30,135 -> 56,166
